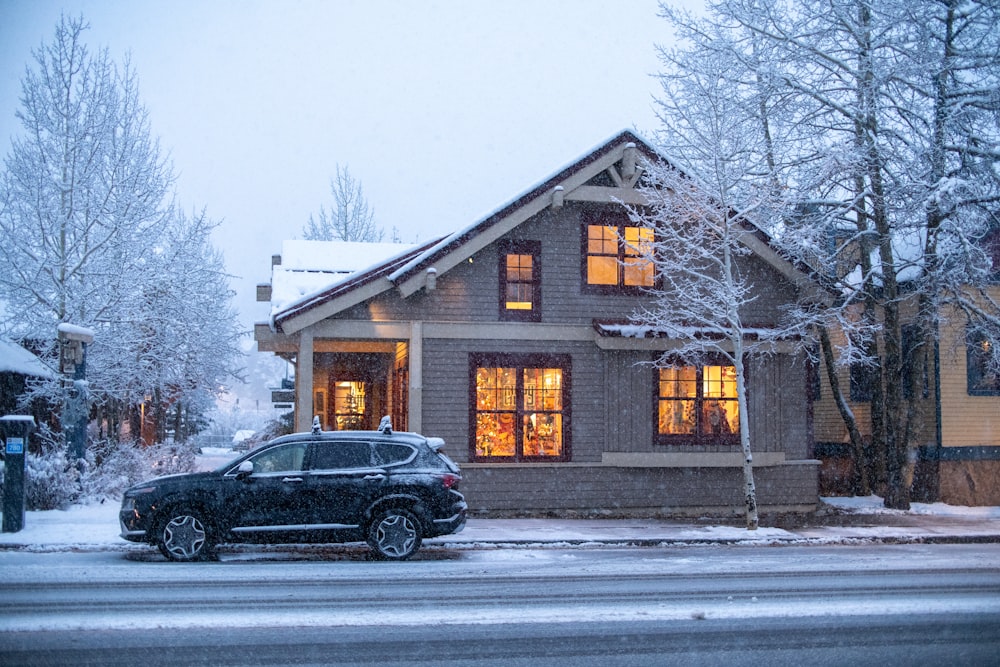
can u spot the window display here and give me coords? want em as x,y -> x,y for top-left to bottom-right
473,359 -> 567,461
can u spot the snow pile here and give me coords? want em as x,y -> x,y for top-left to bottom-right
823,494 -> 1000,519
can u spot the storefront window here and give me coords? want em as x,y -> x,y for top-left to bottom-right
472,355 -> 570,461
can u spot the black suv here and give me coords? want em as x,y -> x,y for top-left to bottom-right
120,419 -> 466,561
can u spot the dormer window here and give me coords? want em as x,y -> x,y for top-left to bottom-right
499,241 -> 541,322
582,214 -> 654,291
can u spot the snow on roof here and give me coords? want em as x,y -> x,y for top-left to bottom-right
0,338 -> 57,378
270,240 -> 419,315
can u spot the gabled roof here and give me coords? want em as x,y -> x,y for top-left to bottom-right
268,129 -> 823,335
384,130 -> 661,293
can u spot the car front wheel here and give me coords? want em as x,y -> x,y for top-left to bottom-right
157,508 -> 213,562
367,508 -> 422,560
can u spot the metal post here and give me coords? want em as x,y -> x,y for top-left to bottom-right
67,351 -> 88,461
58,324 -> 94,463
1,415 -> 35,533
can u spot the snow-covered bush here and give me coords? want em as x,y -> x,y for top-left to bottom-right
25,441 -> 79,511
146,441 -> 197,477
77,439 -> 148,503
19,422 -> 200,508
78,439 -> 197,503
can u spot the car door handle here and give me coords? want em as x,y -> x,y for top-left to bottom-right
281,476 -> 304,483
363,474 -> 386,481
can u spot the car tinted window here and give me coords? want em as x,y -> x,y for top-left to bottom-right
249,442 -> 307,474
372,443 -> 416,467
310,441 -> 373,470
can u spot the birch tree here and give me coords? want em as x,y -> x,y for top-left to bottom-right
628,30 -> 803,529
302,164 -> 383,242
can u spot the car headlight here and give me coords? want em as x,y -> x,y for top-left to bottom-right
122,486 -> 157,509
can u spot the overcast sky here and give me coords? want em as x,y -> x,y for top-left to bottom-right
1,0 -> 699,397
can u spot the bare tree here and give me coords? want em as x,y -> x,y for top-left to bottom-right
101,208 -> 244,443
0,15 -> 243,446
0,15 -> 171,346
656,0 -> 1000,508
629,32 -> 813,529
302,164 -> 382,242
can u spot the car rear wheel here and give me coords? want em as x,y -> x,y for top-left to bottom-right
157,508 -> 213,562
367,508 -> 422,560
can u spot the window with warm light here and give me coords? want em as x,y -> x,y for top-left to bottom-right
584,220 -> 654,290
657,364 -> 740,443
967,329 -> 1000,396
333,381 -> 366,430
471,354 -> 570,461
499,241 -> 541,321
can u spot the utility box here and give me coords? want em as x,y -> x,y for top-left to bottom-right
1,415 -> 34,533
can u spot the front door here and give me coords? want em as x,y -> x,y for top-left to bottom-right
325,352 -> 392,430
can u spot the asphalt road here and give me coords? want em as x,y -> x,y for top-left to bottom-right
1,543 -> 999,666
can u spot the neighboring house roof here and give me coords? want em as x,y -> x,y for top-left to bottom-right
0,338 -> 57,379
268,238 -> 444,328
269,240 -> 429,317
266,129 -> 823,335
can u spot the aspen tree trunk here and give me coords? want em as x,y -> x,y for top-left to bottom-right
735,351 -> 758,530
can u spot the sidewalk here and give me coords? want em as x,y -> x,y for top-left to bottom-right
2,496 -> 999,552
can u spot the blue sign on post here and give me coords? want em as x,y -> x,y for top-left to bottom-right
2,416 -> 34,533
5,437 -> 23,455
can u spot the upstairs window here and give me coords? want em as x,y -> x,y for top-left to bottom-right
583,219 -> 654,291
657,364 -> 739,444
499,241 -> 541,321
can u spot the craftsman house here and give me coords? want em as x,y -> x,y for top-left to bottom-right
255,131 -> 822,516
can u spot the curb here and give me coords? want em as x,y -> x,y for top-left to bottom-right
1,533 -> 998,554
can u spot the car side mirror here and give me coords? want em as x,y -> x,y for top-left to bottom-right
236,460 -> 254,479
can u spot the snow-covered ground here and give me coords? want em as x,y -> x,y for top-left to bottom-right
1,493 -> 998,551
2,448 -> 998,550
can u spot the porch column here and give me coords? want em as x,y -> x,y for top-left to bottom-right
408,321 -> 423,433
296,331 -> 314,432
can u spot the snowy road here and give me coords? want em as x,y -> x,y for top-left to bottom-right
1,543 -> 999,665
